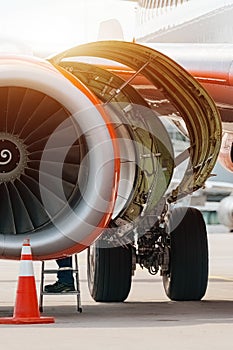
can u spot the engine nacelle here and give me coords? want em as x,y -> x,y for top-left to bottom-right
218,133 -> 233,173
0,55 -> 119,259
218,195 -> 233,230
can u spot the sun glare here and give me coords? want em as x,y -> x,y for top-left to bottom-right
0,0 -> 136,57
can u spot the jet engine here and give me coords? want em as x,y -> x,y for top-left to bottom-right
218,133 -> 233,230
0,41 -> 222,261
218,195 -> 233,230
218,132 -> 233,172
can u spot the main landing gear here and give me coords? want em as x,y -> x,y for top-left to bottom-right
87,206 -> 209,303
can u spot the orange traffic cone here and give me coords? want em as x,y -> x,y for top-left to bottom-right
0,239 -> 54,324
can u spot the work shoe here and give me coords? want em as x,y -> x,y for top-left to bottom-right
44,281 -> 75,293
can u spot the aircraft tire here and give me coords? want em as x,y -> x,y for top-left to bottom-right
87,242 -> 132,302
163,207 -> 208,301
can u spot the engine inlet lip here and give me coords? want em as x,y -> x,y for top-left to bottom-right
0,132 -> 28,183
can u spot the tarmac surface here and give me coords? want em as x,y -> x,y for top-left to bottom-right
0,226 -> 232,350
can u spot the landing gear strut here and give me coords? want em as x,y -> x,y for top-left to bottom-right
137,206 -> 208,301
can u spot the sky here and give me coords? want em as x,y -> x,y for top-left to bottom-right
1,0 -> 232,57
0,0 -> 136,57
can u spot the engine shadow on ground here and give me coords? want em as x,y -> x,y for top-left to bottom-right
0,300 -> 232,328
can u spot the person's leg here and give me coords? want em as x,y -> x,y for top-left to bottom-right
57,257 -> 74,286
44,257 -> 75,292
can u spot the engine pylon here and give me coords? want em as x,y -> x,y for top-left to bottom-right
0,239 -> 54,324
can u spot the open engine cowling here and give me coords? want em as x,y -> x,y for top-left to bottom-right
0,41 -> 222,260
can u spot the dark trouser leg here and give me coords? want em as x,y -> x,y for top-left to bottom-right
57,257 -> 74,285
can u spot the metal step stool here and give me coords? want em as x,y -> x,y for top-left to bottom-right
39,254 -> 82,313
